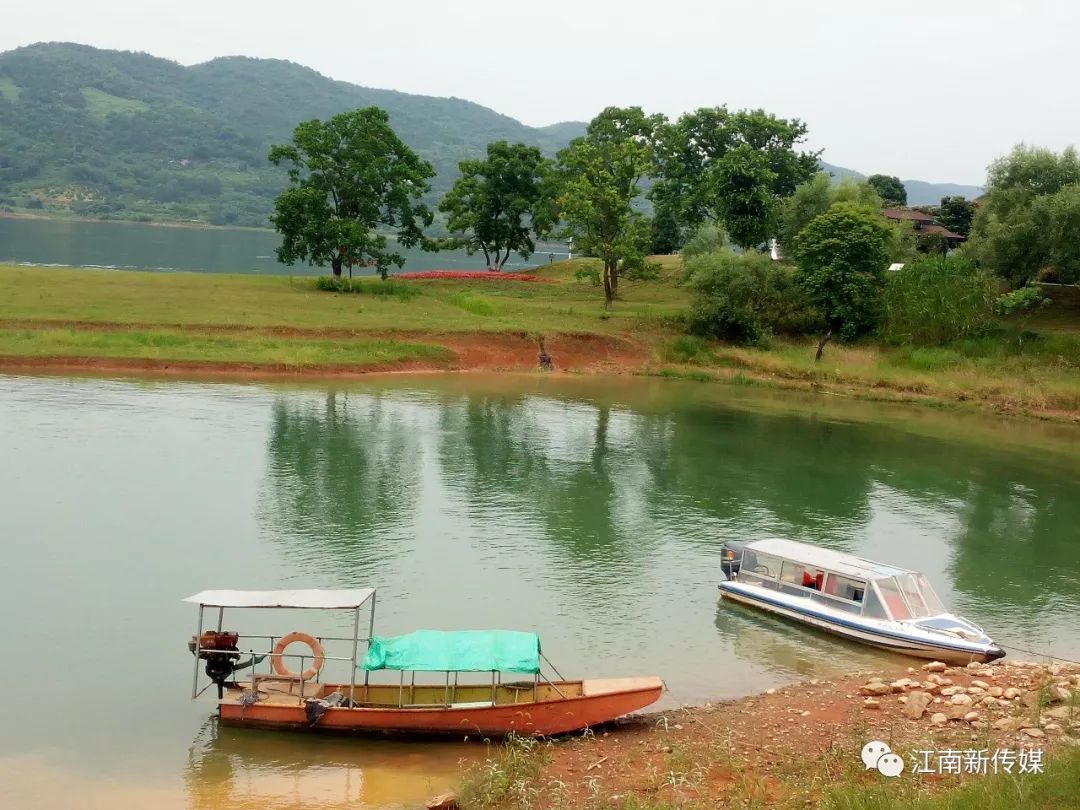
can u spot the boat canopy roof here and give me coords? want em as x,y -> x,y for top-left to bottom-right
183,588 -> 376,610
361,630 -> 541,673
745,538 -> 911,581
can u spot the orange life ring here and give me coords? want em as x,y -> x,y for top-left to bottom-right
271,631 -> 325,680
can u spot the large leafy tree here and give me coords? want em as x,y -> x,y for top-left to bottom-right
936,195 -> 976,237
551,106 -> 663,307
438,141 -> 551,269
968,145 -> 1080,284
794,202 -> 893,361
866,174 -> 907,207
268,107 -> 435,280
653,107 -> 820,248
777,173 -> 882,256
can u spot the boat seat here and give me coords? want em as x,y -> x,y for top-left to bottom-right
450,700 -> 495,709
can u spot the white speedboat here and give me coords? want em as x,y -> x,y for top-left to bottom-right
718,538 -> 1004,664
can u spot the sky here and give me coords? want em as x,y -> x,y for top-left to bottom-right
5,1 -> 1079,185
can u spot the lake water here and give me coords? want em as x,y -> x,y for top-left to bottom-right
1,372 -> 1079,809
0,217 -> 560,274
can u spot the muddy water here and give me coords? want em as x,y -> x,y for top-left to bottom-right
1,373 -> 1078,808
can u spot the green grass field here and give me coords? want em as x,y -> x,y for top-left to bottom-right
1,259 -> 1078,415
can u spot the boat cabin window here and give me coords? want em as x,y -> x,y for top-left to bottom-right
740,552 -> 782,583
860,588 -> 889,620
780,561 -> 825,591
822,573 -> 866,603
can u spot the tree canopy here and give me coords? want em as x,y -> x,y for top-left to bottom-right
268,107 -> 434,279
550,106 -> 662,307
935,196 -> 976,237
866,174 -> 907,207
437,141 -> 551,269
794,202 -> 894,359
778,174 -> 883,257
968,145 -> 1080,284
653,107 -> 820,248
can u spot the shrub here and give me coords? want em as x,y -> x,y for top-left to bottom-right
313,276 -> 420,300
883,255 -> 998,345
685,250 -> 816,344
447,291 -> 499,316
680,223 -> 728,261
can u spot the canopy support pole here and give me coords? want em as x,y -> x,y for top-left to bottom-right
349,607 -> 360,707
191,605 -> 204,699
364,593 -> 376,687
541,653 -> 565,681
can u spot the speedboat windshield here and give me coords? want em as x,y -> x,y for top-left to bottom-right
877,573 -> 946,619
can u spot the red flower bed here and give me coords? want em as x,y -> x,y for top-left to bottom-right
397,270 -> 551,282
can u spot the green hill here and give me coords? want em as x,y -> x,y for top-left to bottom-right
0,42 -> 982,227
0,43 -> 585,227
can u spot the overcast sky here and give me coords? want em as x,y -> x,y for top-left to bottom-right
6,1 -> 1078,185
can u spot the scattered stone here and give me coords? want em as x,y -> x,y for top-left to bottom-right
945,668 -> 961,676
1020,727 -> 1046,739
993,718 -> 1021,732
988,687 -> 1004,698
859,681 -> 892,697
659,745 -> 673,754
1043,706 -> 1074,720
1048,685 -> 1072,703
765,688 -> 777,695
799,711 -> 810,717
933,697 -> 943,704
924,661 -> 947,673
981,696 -> 999,707
426,793 -> 458,810
963,711 -> 981,723
1045,723 -> 1063,733
863,698 -> 882,710
930,712 -> 948,726
940,686 -> 963,697
950,694 -> 974,706
904,692 -> 933,720
1004,687 -> 1023,700
967,662 -> 983,670
971,680 -> 991,690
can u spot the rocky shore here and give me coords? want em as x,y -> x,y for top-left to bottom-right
454,658 -> 1080,808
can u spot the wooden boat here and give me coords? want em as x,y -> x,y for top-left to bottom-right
717,538 -> 1005,664
185,589 -> 663,736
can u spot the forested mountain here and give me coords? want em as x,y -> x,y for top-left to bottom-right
0,43 -> 979,227
819,161 -> 983,206
0,43 -> 585,226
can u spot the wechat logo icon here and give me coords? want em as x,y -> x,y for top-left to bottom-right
861,740 -> 905,778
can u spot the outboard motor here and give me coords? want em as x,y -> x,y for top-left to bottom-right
189,630 -> 241,697
720,540 -> 750,580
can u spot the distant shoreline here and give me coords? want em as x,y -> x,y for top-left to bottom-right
0,210 -> 274,232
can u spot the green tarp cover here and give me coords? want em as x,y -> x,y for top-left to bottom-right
361,630 -> 541,673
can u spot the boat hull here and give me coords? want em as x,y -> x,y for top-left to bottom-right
218,677 -> 663,737
719,583 -> 1003,665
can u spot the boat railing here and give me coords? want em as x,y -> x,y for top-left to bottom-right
213,635 -> 558,709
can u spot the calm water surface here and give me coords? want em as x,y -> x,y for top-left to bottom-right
0,217 -> 556,274
1,373 -> 1078,809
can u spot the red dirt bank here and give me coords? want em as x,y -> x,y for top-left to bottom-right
467,659 -> 1080,808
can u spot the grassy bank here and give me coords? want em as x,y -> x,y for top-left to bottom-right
1,261 -> 1078,416
457,661 -> 1080,810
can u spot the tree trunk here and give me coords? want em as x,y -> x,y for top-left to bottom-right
331,256 -> 343,279
814,329 -> 833,363
610,264 -> 620,298
602,262 -> 615,309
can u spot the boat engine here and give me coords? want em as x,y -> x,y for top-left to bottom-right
720,541 -> 749,580
189,630 -> 241,691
